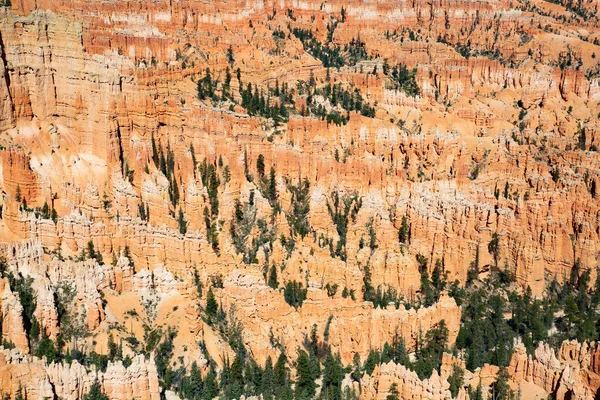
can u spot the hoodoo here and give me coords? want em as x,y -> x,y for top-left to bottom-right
0,0 -> 599,399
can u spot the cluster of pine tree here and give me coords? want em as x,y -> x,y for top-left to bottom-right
1,261 -> 131,375
382,62 -> 420,97
344,36 -> 371,66
361,321 -> 448,380
452,257 -> 600,377
240,83 -> 290,123
198,157 -> 224,253
151,134 -> 179,208
314,83 -> 375,118
361,263 -> 403,309
326,191 -> 362,261
255,154 -> 280,213
196,68 -> 219,102
291,28 -> 346,69
283,280 -> 308,308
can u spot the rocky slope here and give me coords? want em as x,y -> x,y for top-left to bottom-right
0,0 -> 599,399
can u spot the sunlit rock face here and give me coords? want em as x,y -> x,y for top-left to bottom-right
0,0 -> 599,398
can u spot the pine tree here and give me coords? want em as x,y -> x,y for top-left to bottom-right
295,349 -> 317,400
108,333 -> 118,360
284,281 -> 307,308
448,365 -> 464,398
322,350 -> 343,400
431,259 -> 447,292
488,232 -> 500,268
363,349 -> 380,375
222,67 -> 232,100
286,178 -> 311,238
398,215 -> 410,244
193,268 -> 203,299
190,143 -> 197,174
87,241 -> 97,261
139,202 -> 147,222
206,287 -> 218,321
256,154 -> 265,178
466,322 -> 486,371
261,356 -> 275,400
178,208 -> 187,235
391,333 -> 409,366
268,265 -> 278,289
181,361 -> 203,400
202,365 -> 218,400
274,352 -> 293,399
385,383 -> 399,400
469,385 -> 483,400
492,367 -> 514,400
274,352 -> 289,387
420,271 -> 436,307
227,46 -> 235,65
151,133 -> 159,167
35,335 -> 58,363
84,380 -> 109,400
42,201 -> 50,219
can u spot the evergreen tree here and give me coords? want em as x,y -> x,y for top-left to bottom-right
283,281 -> 307,308
326,191 -> 361,260
36,335 -> 58,363
138,201 -> 148,222
322,350 -> 343,400
488,233 -> 499,268
223,354 -> 244,399
261,356 -> 275,400
391,333 -> 409,366
151,133 -> 159,168
193,268 -> 203,299
447,365 -> 464,398
274,352 -> 290,387
206,287 -> 218,322
385,383 -> 399,400
363,349 -> 380,375
256,154 -> 266,178
286,178 -> 311,238
178,208 -> 187,235
469,385 -> 483,400
84,380 -> 109,400
227,46 -> 235,65
181,361 -> 203,400
466,322 -> 486,371
41,201 -> 50,219
413,320 -> 448,379
107,333 -> 119,361
265,167 -> 279,211
420,270 -> 436,307
202,365 -> 219,400
492,367 -> 514,400
295,349 -> 317,400
431,259 -> 447,291
268,265 -> 278,289
274,351 -> 294,399
7,273 -> 37,341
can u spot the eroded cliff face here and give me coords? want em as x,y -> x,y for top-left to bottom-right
0,348 -> 159,400
0,4 -> 598,297
358,342 -> 600,400
0,0 -> 599,398
0,241 -> 462,379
